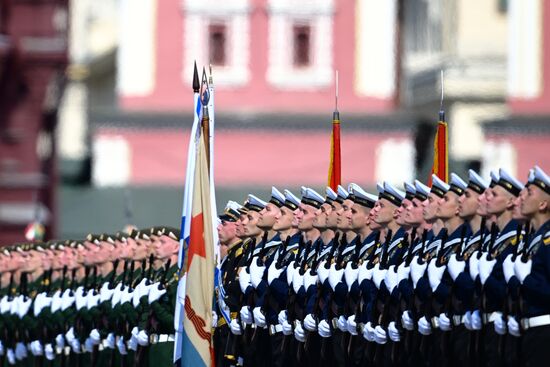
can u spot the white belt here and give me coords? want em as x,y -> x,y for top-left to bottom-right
482,312 -> 501,325
452,314 -> 465,326
521,315 -> 550,330
269,324 -> 283,335
150,334 -> 175,344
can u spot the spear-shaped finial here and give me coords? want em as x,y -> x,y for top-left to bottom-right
439,70 -> 445,121
192,61 -> 200,93
201,67 -> 210,107
209,64 -> 213,85
333,70 -> 339,120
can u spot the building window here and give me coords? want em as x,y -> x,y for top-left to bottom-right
209,23 -> 227,66
293,24 -> 311,67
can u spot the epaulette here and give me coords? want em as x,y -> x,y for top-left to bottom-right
235,247 -> 243,257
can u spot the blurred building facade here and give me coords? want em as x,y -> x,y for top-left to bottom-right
52,0 -> 550,239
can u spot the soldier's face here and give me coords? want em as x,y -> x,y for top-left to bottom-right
437,191 -> 460,220
404,198 -> 424,225
313,203 -> 330,229
298,203 -> 317,231
23,250 -> 42,272
487,186 -> 514,215
374,199 -> 395,225
326,202 -> 342,230
273,206 -> 293,231
236,215 -> 246,238
118,240 -> 134,260
155,235 -> 179,259
395,201 -> 409,226
336,199 -> 354,230
521,185 -> 549,217
350,204 -> 369,231
134,237 -> 150,260
217,220 -> 237,245
458,188 -> 479,219
258,203 -> 280,230
422,193 -> 440,221
512,188 -> 527,220
242,211 -> 262,237
292,207 -> 303,228
476,189 -> 490,216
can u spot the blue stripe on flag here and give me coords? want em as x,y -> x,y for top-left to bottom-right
181,329 -> 206,367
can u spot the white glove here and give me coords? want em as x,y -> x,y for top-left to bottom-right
469,253 -> 480,281
230,318 -> 242,335
344,262 -> 359,291
240,306 -> 253,324
401,310 -> 414,331
137,330 -> 149,346
89,329 -> 101,345
70,338 -> 81,354
428,258 -> 445,292
15,342 -> 27,360
411,256 -> 427,287
514,258 -> 532,284
252,307 -> 266,328
418,317 -> 432,335
508,316 -> 521,337
55,334 -> 65,349
7,349 -> 15,365
304,314 -> 317,331
116,337 -> 127,355
84,338 -> 94,353
479,253 -> 497,285
494,314 -> 507,335
30,340 -> 43,356
249,259 -> 266,289
211,311 -> 218,328
238,267 -> 251,293
281,319 -> 293,336
303,269 -> 318,292
328,263 -> 344,291
471,310 -> 482,330
278,310 -> 288,325
267,261 -> 284,285
64,327 -> 75,343
464,311 -> 472,330
358,261 -> 373,284
447,254 -> 465,281
372,263 -> 387,289
438,313 -> 452,331
347,315 -> 358,335
294,322 -> 305,342
384,265 -> 399,293
105,333 -> 116,349
363,322 -> 375,342
286,261 -> 297,285
397,262 -> 411,283
44,344 -> 55,361
337,315 -> 348,332
292,270 -> 304,294
127,335 -> 138,351
502,254 -> 515,283
318,319 -> 332,338
317,260 -> 330,284
0,340 -> 4,356
388,321 -> 401,342
374,325 -> 387,344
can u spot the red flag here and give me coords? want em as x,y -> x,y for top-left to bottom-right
328,112 -> 341,190
429,111 -> 448,185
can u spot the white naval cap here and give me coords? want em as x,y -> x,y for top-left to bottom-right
489,170 -> 500,188
532,166 -> 550,195
283,189 -> 300,210
431,174 -> 450,198
380,182 -> 405,207
467,170 -> 488,194
404,182 -> 416,200
348,183 -> 377,208
301,187 -> 324,209
243,194 -> 267,212
497,168 -> 524,196
414,180 -> 431,201
269,186 -> 286,208
336,185 -> 349,203
325,187 -> 338,203
449,173 -> 467,196
220,200 -> 243,221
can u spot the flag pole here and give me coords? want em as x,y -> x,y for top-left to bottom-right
328,70 -> 341,190
429,70 -> 448,185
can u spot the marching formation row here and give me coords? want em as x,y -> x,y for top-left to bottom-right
0,227 -> 180,366
213,167 -> 550,367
